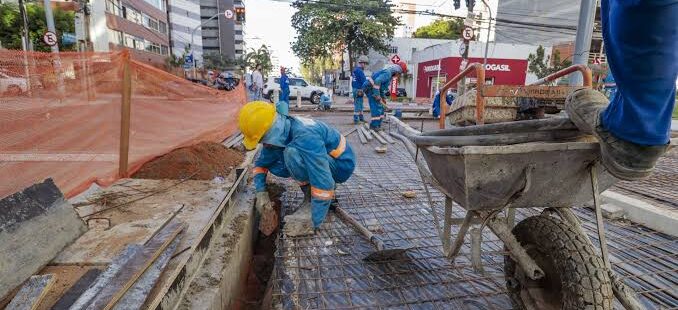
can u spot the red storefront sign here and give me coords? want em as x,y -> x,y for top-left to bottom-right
416,57 -> 528,98
390,77 -> 398,99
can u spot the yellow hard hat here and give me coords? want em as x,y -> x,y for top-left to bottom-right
238,101 -> 277,150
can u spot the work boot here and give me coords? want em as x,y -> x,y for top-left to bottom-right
565,89 -> 668,181
283,204 -> 314,237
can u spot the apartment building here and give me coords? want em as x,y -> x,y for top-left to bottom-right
199,0 -> 245,64
104,0 -> 171,67
167,0 -> 202,64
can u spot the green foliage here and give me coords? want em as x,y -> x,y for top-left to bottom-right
291,0 -> 400,67
165,46 -> 188,70
300,56 -> 338,84
412,18 -> 463,40
0,2 -> 75,51
245,44 -> 273,76
202,52 -> 243,71
527,45 -> 572,79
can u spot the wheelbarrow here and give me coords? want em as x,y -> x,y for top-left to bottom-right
388,64 -> 665,310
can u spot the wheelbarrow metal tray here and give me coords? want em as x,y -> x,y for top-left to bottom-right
420,141 -> 618,210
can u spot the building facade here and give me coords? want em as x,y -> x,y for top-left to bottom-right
103,0 -> 171,67
167,0 -> 202,64
413,41 -> 550,98
199,0 -> 245,64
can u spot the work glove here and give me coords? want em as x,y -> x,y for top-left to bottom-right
255,191 -> 278,236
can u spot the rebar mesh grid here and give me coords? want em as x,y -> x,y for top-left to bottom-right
271,114 -> 678,310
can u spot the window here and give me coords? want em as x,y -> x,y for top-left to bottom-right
235,30 -> 243,35
235,49 -> 243,54
106,0 -> 122,16
389,46 -> 398,54
124,34 -> 135,48
134,36 -> 145,50
124,7 -> 142,24
235,40 -> 243,44
146,41 -> 161,54
159,21 -> 167,34
144,0 -> 165,12
143,14 -> 159,31
161,45 -> 169,55
108,29 -> 123,45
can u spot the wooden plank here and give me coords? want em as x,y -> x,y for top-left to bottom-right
112,237 -> 180,310
341,127 -> 357,137
53,203 -> 182,265
360,125 -> 373,140
6,275 -> 55,310
221,131 -> 242,147
0,179 -> 86,299
86,220 -> 184,310
68,245 -> 142,310
379,131 -> 396,144
370,129 -> 388,145
356,126 -> 368,144
51,269 -> 103,310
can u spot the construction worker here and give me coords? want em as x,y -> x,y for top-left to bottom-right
363,61 -> 407,130
565,0 -> 676,181
432,88 -> 456,118
278,66 -> 290,115
351,56 -> 369,124
239,102 -> 356,236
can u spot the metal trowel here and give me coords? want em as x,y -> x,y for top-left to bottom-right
332,205 -> 411,261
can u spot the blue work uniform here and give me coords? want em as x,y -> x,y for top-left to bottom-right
252,114 -> 356,227
599,0 -> 677,146
277,73 -> 290,115
432,91 -> 456,118
319,94 -> 332,111
363,64 -> 402,129
351,67 -> 367,123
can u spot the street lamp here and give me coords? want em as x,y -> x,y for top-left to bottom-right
189,10 -> 234,78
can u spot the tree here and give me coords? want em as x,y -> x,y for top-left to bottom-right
527,45 -> 572,79
291,0 -> 400,71
0,2 -> 75,51
245,44 -> 273,75
202,52 -> 243,71
300,56 -> 339,85
412,18 -> 464,40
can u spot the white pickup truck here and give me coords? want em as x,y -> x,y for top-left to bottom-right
263,76 -> 329,105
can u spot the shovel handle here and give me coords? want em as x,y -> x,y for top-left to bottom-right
334,206 -> 376,241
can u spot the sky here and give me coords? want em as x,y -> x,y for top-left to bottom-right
243,0 -> 480,75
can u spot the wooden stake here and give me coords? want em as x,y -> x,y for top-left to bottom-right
118,52 -> 132,178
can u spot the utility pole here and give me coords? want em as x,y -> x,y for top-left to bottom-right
571,0 -> 596,86
18,0 -> 32,95
43,0 -> 59,53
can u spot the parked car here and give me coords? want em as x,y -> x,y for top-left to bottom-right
396,87 -> 407,97
0,70 -> 28,95
263,77 -> 328,105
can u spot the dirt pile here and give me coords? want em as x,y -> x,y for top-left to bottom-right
132,142 -> 244,180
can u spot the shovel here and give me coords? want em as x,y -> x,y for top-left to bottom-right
332,205 -> 411,261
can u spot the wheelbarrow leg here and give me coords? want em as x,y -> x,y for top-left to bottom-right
447,211 -> 473,258
589,163 -> 645,310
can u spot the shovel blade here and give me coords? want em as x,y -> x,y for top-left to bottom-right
363,239 -> 411,261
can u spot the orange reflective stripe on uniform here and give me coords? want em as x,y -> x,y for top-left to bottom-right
253,167 -> 269,175
329,135 -> 346,158
311,187 -> 334,200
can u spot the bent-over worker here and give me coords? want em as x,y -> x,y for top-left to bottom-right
239,102 -> 356,236
363,61 -> 407,130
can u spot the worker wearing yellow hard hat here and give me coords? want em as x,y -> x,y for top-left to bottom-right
239,101 -> 356,237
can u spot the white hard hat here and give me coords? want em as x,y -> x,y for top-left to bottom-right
358,55 -> 369,64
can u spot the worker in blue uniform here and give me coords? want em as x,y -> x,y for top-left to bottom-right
239,101 -> 356,236
351,56 -> 369,124
566,0 -> 676,181
431,89 -> 456,118
363,61 -> 407,130
277,67 -> 290,115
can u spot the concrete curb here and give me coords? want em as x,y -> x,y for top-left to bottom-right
602,190 -> 678,237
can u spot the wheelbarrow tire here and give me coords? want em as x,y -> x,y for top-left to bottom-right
504,215 -> 613,310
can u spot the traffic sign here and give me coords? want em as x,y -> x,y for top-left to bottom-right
43,31 -> 58,46
224,9 -> 234,19
391,54 -> 401,64
461,26 -> 474,41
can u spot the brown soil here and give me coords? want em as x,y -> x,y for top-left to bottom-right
133,142 -> 244,180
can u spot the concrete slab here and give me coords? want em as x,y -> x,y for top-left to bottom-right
602,190 -> 678,237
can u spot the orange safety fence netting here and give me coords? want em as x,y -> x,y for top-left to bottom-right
0,50 -> 246,199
